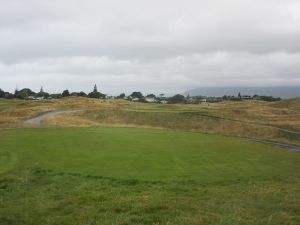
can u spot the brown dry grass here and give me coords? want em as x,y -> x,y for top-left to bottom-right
77,108 -> 284,143
0,106 -> 55,125
43,114 -> 97,127
1,97 -> 299,145
0,97 -> 119,126
271,97 -> 300,112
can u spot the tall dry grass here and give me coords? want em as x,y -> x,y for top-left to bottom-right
1,97 -> 300,145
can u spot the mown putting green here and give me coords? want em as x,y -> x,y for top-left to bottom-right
1,127 -> 299,182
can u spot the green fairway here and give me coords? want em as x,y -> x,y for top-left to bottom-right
1,127 -> 299,182
1,127 -> 300,225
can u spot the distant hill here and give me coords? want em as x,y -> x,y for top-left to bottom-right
185,86 -> 300,98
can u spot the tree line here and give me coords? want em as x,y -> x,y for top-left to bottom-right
0,84 -> 105,100
0,85 -> 281,103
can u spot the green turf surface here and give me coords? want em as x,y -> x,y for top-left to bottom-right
1,127 -> 299,182
1,127 -> 300,225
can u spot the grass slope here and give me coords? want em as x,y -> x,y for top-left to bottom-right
1,98 -> 300,145
1,127 -> 300,225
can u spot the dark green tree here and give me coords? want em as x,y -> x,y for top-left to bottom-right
117,93 -> 126,98
78,91 -> 87,97
37,86 -> 49,98
130,92 -> 144,99
0,88 -> 5,98
14,88 -> 36,99
146,94 -> 156,98
88,84 -> 105,99
259,96 -> 281,102
62,89 -> 70,97
50,93 -> 62,99
168,94 -> 185,104
5,93 -> 14,99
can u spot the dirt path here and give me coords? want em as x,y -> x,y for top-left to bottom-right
243,137 -> 300,152
25,109 -> 79,125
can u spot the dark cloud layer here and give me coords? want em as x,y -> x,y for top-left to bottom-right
1,0 -> 300,94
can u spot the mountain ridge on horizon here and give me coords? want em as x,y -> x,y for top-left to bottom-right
185,86 -> 300,99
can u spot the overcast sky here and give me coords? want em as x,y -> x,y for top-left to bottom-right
1,0 -> 300,95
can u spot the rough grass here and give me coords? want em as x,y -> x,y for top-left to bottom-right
271,97 -> 300,112
1,127 -> 300,225
1,97 -> 300,145
0,98 -> 119,125
1,168 -> 300,225
77,109 -> 300,145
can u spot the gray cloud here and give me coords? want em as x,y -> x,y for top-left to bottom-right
0,0 -> 300,94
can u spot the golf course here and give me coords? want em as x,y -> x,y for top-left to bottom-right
1,98 -> 300,225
